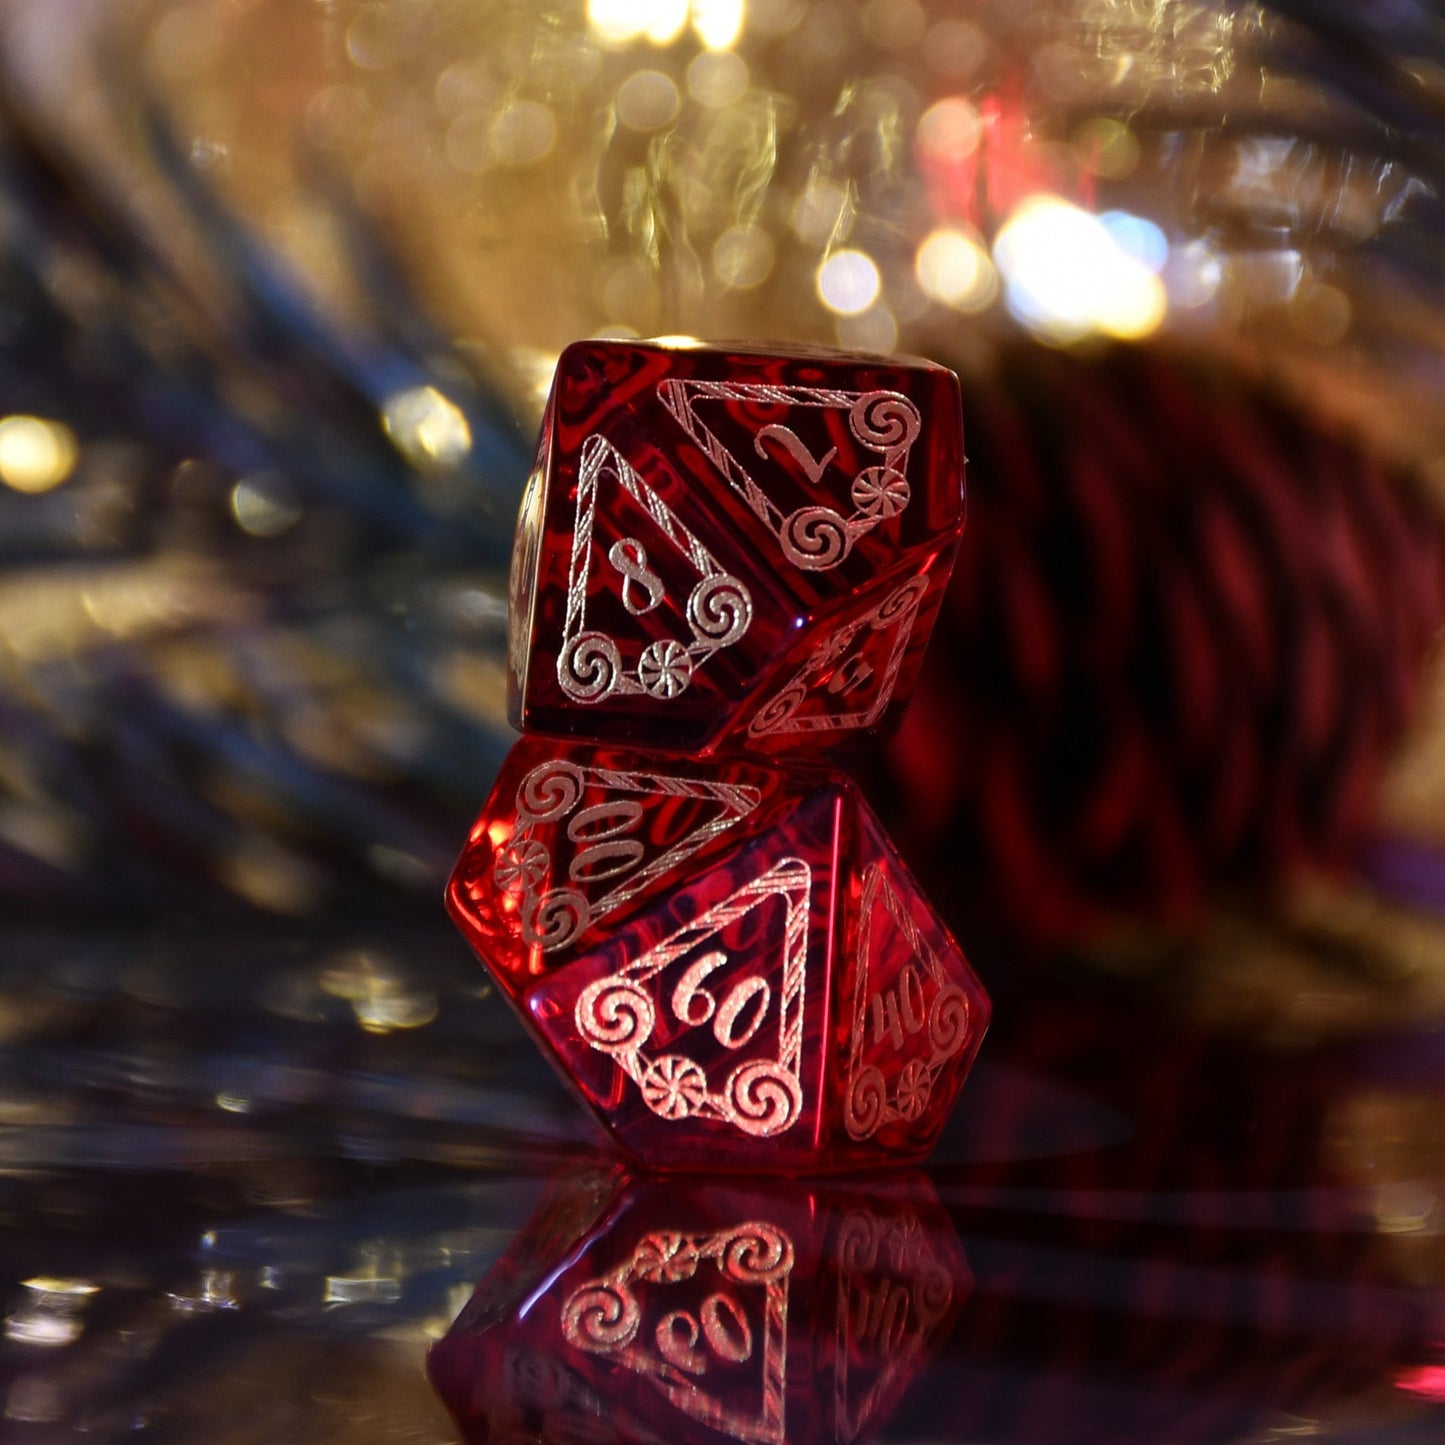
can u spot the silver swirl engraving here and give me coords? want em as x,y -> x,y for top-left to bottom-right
724,1059 -> 802,1138
518,760 -> 585,822
895,1059 -> 932,1120
851,466 -> 911,520
687,573 -> 752,647
845,1064 -> 889,1140
521,887 -> 589,950
877,576 -> 928,623
634,1233 -> 699,1283
913,1266 -> 956,1328
747,684 -> 805,738
640,1054 -> 708,1119
492,836 -> 549,893
837,1210 -> 880,1271
722,1223 -> 794,1284
559,631 -> 621,702
575,978 -> 655,1052
562,1283 -> 640,1352
780,506 -> 849,570
928,985 -> 970,1056
849,391 -> 921,450
636,639 -> 695,698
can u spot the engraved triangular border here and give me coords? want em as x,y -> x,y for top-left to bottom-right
496,757 -> 763,952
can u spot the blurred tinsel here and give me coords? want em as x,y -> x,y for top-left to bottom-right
0,0 -> 1444,993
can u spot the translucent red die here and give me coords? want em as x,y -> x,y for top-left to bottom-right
508,339 -> 965,754
447,735 -> 990,1172
428,1166 -> 969,1445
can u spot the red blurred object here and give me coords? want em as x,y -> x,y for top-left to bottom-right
917,81 -> 1093,231
427,1168 -> 969,1445
447,737 -> 990,1171
508,340 -> 965,755
872,345 -> 1445,946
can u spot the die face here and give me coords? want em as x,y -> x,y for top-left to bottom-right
428,1168 -> 970,1445
524,780 -> 848,1172
514,343 -> 794,753
738,559 -> 957,751
826,806 -> 991,1167
509,340 -> 965,753
446,737 -> 789,995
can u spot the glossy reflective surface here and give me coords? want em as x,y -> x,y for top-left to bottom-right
430,1170 -> 968,1445
2,924 -> 1443,1442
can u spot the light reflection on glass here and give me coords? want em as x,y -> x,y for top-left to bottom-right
5,1278 -> 99,1347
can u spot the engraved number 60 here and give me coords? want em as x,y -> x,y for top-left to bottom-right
656,1291 -> 754,1372
672,950 -> 772,1050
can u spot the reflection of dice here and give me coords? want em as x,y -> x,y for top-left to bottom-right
508,339 -> 965,754
447,735 -> 990,1172
427,1167 -> 970,1445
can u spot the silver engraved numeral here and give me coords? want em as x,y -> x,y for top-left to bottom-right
659,381 -> 922,571
558,433 -> 752,705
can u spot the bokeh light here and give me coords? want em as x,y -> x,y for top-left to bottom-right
490,100 -> 556,168
230,473 -> 303,538
1074,116 -> 1140,179
1165,239 -> 1225,308
817,249 -> 881,315
914,228 -> 997,312
587,0 -> 690,47
615,69 -> 680,131
0,416 -> 79,493
713,224 -> 775,288
691,0 -> 746,50
915,96 -> 983,165
381,386 -> 472,470
687,49 -> 749,106
993,196 -> 1168,342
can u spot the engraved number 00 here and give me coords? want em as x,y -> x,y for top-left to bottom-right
566,800 -> 646,883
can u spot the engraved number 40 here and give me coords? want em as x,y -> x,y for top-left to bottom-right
870,962 -> 927,1050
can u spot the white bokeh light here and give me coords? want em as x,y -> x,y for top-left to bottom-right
816,250 -> 881,315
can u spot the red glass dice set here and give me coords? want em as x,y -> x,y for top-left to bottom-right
450,339 -> 988,1172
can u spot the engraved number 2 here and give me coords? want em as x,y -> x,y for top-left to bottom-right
755,424 -> 837,486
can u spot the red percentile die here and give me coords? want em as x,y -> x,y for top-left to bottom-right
446,734 -> 990,1172
427,1166 -> 970,1445
507,339 -> 965,755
